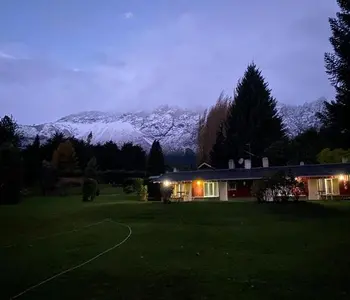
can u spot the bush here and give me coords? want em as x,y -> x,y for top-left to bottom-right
82,178 -> 98,202
251,180 -> 266,203
132,178 -> 149,201
139,185 -> 148,201
133,178 -> 143,194
161,185 -> 174,204
251,170 -> 304,203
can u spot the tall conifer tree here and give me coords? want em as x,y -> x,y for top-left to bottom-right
147,140 -> 165,176
225,63 -> 285,166
319,0 -> 350,147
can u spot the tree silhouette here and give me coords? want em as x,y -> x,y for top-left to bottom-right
225,63 -> 285,167
147,140 -> 165,176
319,0 -> 350,148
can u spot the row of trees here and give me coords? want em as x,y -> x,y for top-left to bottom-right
198,0 -> 350,168
0,114 -> 169,203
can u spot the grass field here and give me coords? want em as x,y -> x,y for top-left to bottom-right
1,195 -> 350,300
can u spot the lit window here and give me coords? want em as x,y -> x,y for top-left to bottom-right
204,181 -> 219,197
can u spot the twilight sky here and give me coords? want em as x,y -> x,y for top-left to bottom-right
0,0 -> 338,124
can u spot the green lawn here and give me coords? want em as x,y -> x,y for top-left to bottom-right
1,197 -> 350,300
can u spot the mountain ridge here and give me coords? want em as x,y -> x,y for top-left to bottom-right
19,98 -> 327,152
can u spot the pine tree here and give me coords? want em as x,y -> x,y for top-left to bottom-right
0,115 -> 22,147
210,122 -> 228,168
225,63 -> 285,166
319,0 -> 350,147
147,140 -> 165,176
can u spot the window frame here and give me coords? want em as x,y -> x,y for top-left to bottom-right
203,181 -> 219,198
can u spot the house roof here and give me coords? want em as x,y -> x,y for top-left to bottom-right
154,163 -> 350,182
197,162 -> 215,170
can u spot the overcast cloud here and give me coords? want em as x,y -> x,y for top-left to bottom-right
0,0 -> 338,124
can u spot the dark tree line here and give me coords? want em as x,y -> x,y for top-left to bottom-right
21,132 -> 148,185
0,115 -> 171,202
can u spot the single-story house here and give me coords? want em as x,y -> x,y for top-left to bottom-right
153,158 -> 350,201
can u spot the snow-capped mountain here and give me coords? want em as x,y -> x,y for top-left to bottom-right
277,97 -> 326,135
19,99 -> 326,152
19,105 -> 200,152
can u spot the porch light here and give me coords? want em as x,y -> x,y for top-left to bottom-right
163,180 -> 171,187
196,180 -> 202,186
338,174 -> 345,181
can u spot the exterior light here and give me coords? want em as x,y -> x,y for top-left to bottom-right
163,180 -> 170,187
339,174 -> 345,181
196,180 -> 201,186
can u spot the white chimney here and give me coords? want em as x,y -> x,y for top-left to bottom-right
262,157 -> 269,168
228,159 -> 235,169
342,157 -> 348,163
244,159 -> 251,169
300,161 -> 305,166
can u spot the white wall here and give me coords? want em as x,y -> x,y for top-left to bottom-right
308,179 -> 319,200
219,181 -> 228,201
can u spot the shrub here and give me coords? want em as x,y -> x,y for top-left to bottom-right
251,170 -> 302,203
251,180 -> 266,203
161,185 -> 174,204
82,178 -> 98,202
133,178 -> 144,194
139,185 -> 148,201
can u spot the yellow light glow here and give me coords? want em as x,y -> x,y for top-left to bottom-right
339,174 -> 345,181
196,180 -> 201,186
163,180 -> 170,187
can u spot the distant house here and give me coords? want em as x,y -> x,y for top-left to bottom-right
153,158 -> 350,201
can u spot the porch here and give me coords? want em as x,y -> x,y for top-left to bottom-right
307,175 -> 350,200
170,180 -> 228,201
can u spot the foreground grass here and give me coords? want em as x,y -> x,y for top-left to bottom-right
1,198 -> 350,300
